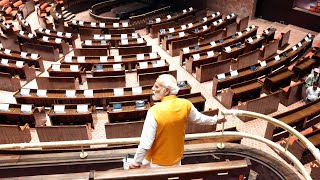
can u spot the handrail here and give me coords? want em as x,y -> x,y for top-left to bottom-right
0,132 -> 312,180
221,109 -> 320,162
0,110 -> 317,179
89,10 -> 121,21
129,6 -> 171,19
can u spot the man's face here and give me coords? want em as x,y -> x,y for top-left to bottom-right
152,78 -> 168,101
313,85 -> 318,90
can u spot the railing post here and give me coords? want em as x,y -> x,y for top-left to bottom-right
217,115 -> 225,149
80,146 -> 88,159
285,134 -> 293,151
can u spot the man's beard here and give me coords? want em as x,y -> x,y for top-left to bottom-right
152,88 -> 167,101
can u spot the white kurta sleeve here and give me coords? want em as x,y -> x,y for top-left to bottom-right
188,105 -> 217,125
132,110 -> 157,166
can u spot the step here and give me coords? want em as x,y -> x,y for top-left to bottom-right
63,12 -> 72,18
64,15 -> 76,21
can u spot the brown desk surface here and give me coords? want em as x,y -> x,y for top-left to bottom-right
307,133 -> 320,146
279,101 -> 320,125
232,81 -> 262,94
267,70 -> 292,83
294,58 -> 315,70
184,95 -> 205,104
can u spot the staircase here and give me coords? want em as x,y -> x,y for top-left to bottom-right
61,7 -> 76,22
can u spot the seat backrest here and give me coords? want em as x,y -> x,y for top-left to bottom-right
0,124 -> 31,144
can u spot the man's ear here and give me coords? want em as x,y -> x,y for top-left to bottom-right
165,88 -> 171,96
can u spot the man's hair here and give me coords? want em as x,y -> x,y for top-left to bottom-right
158,74 -> 180,95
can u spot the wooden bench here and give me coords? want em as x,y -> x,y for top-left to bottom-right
36,125 -> 91,149
61,52 -> 161,72
261,68 -> 293,93
35,28 -> 77,48
79,27 -> 102,41
36,76 -> 79,90
0,71 -> 20,91
177,92 -> 206,112
47,64 -> 86,85
118,45 -> 152,55
147,8 -> 197,38
221,78 -> 263,109
14,86 -> 155,108
21,42 -> 60,62
138,70 -> 177,86
234,49 -> 260,70
0,59 -> 36,82
280,80 -> 303,106
265,98 -> 320,141
196,58 -> 233,83
244,35 -> 264,53
185,50 -> 219,73
238,91 -> 280,122
92,64 -> 125,77
292,56 -> 316,81
48,104 -> 94,128
37,36 -> 70,55
0,48 -> 44,71
212,35 -> 313,96
87,75 -> 126,89
279,126 -> 320,162
74,48 -> 109,56
0,124 -> 31,144
107,100 -> 150,123
0,103 -> 46,127
117,38 -> 146,48
136,60 -> 170,77
220,42 -> 246,60
179,25 -> 258,66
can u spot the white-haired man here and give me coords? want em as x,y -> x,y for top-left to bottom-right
129,74 -> 226,169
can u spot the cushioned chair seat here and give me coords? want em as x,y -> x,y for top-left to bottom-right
13,0 -> 23,8
0,0 -> 9,6
5,6 -> 11,14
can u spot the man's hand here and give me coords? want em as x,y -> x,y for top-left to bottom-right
217,118 -> 226,124
129,162 -> 141,169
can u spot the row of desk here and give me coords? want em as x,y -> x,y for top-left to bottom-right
212,34 -> 313,96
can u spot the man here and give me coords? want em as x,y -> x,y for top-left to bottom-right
305,83 -> 320,102
305,68 -> 319,88
129,74 -> 226,169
